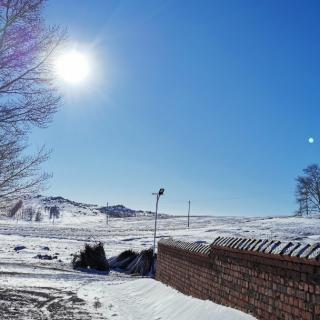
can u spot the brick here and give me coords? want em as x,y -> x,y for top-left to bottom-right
157,239 -> 320,320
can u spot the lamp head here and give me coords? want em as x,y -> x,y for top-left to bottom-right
158,188 -> 165,196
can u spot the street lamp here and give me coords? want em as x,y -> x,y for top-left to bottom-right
152,188 -> 165,260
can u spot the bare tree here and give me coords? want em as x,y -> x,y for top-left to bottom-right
35,208 -> 42,221
0,0 -> 65,211
49,205 -> 59,223
295,176 -> 311,216
295,164 -> 320,215
0,0 -> 65,132
0,134 -> 51,208
22,206 -> 35,221
8,198 -> 22,217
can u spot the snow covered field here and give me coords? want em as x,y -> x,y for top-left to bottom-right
0,212 -> 319,319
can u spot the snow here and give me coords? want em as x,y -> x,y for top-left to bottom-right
0,199 -> 320,318
23,195 -> 160,221
0,260 -> 254,319
79,279 -> 255,320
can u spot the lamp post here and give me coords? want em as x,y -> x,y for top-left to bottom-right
152,188 -> 165,260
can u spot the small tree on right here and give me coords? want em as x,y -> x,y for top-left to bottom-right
295,164 -> 320,215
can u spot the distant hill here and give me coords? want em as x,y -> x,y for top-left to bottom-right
99,204 -> 156,217
30,195 -> 165,218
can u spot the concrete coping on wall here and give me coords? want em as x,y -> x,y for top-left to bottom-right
212,236 -> 320,261
158,238 -> 211,256
159,236 -> 320,261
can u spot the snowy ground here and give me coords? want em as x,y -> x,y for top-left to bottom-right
0,214 -> 319,319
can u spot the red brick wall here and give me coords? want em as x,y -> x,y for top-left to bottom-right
156,240 -> 320,320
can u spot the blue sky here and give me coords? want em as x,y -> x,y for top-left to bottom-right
30,0 -> 319,216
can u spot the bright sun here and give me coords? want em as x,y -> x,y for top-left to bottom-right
55,51 -> 90,84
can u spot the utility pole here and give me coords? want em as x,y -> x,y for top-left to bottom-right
106,202 -> 109,225
187,200 -> 191,228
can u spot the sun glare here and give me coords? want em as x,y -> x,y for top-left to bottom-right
55,51 -> 90,84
